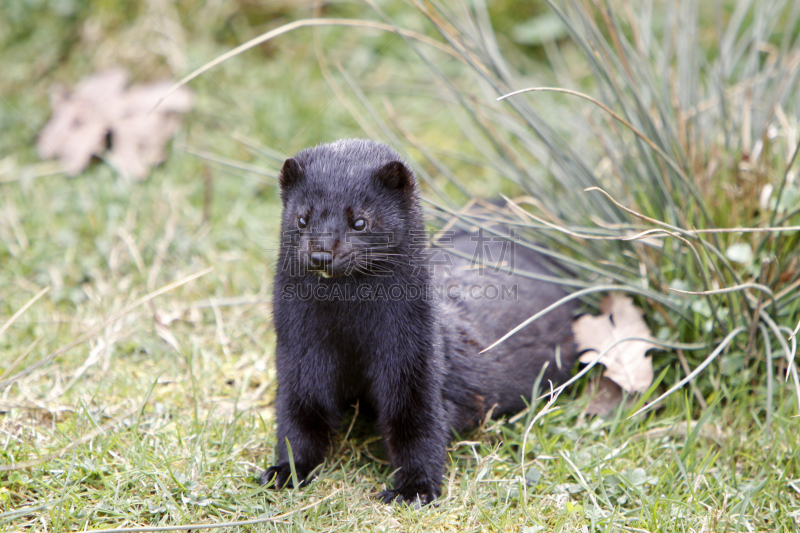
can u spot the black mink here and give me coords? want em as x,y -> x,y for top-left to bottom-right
260,139 -> 577,505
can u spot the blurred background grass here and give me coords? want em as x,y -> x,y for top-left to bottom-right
1,0 -> 800,531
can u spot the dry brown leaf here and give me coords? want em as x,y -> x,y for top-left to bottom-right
574,294 -> 657,393
37,69 -> 192,180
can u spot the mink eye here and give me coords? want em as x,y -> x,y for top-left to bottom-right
297,216 -> 307,229
352,218 -> 366,232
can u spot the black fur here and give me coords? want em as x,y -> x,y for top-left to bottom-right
260,139 -> 577,506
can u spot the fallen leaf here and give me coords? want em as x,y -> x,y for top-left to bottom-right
37,69 -> 127,174
37,69 -> 192,180
574,294 -> 657,393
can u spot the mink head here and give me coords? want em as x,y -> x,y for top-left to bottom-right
278,139 -> 424,279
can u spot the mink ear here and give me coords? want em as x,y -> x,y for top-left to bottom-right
376,160 -> 414,191
279,158 -> 304,190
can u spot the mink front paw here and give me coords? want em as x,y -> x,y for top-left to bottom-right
259,463 -> 315,489
378,483 -> 441,508
259,464 -> 292,489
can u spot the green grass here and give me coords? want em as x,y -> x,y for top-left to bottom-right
2,0 -> 800,531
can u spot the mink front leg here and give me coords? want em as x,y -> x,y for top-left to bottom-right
372,358 -> 449,506
260,382 -> 340,489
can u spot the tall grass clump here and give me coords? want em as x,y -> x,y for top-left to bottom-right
360,0 -> 800,422
397,0 -> 800,414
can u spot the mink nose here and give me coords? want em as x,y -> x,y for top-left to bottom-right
310,251 -> 333,268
